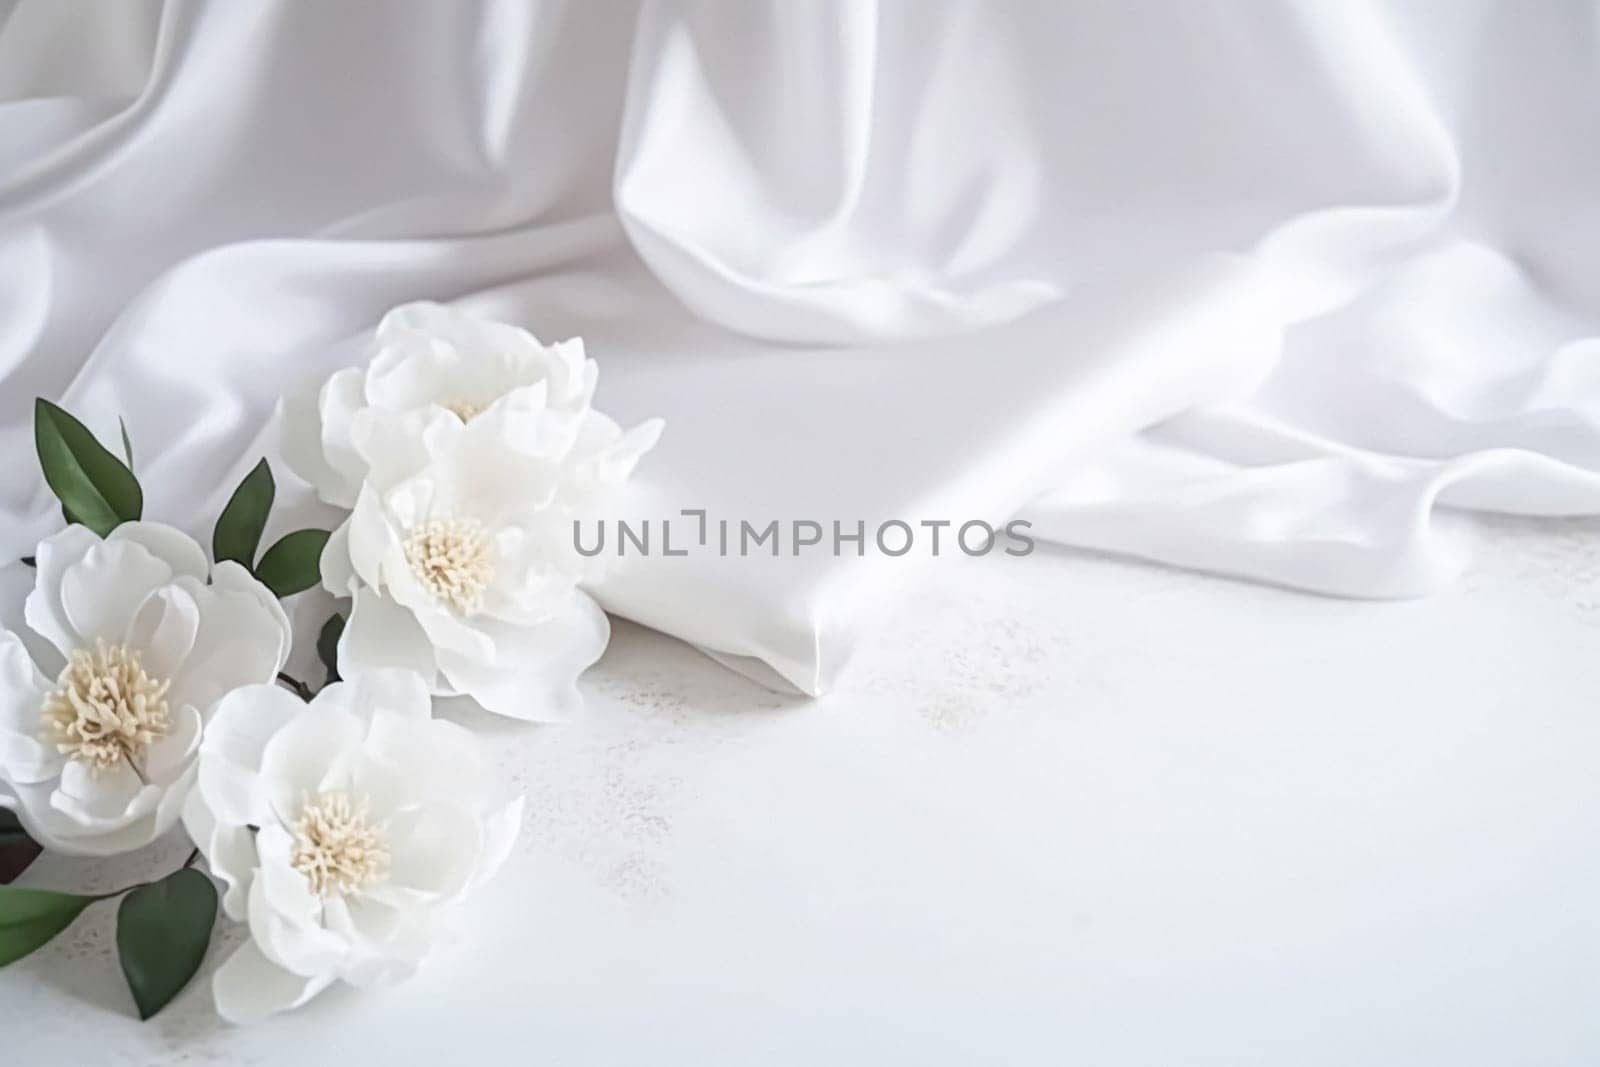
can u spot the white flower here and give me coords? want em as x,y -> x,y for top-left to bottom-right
182,670 -> 522,1024
0,523 -> 290,856
321,406 -> 630,719
283,301 -> 655,510
292,300 -> 660,721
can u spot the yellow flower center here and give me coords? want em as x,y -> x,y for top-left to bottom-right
403,517 -> 493,615
290,791 -> 390,897
443,398 -> 486,422
40,641 -> 170,776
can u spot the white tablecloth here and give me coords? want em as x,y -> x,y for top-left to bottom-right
8,516 -> 1597,1066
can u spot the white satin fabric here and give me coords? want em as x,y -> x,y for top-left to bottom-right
3,0 -> 1598,695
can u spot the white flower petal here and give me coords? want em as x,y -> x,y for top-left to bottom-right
383,802 -> 482,900
492,380 -> 552,418
0,628 -> 49,733
317,368 -> 369,508
0,731 -> 59,786
436,411 -> 568,509
318,520 -> 358,597
376,543 -> 438,616
149,761 -> 196,845
375,300 -> 456,339
559,338 -> 598,400
165,573 -> 289,714
253,825 -> 328,924
248,847 -> 349,979
197,683 -> 306,827
36,760 -> 166,855
470,795 -> 525,890
213,940 -> 334,1025
481,526 -> 576,624
338,587 -> 440,687
566,407 -> 621,456
331,670 -> 432,726
59,538 -> 172,649
23,525 -> 101,655
346,485 -> 395,590
280,380 -> 348,507
140,703 -> 202,784
107,522 -> 208,582
52,758 -> 152,823
373,302 -> 566,418
377,476 -> 440,537
182,787 -> 256,921
210,561 -> 293,670
0,782 -> 48,835
412,606 -> 495,664
366,331 -> 460,411
254,827 -> 338,930
323,893 -> 429,988
352,407 -> 458,493
340,749 -> 414,828
357,714 -> 491,814
257,706 -> 365,825
477,384 -> 578,462
437,592 -> 609,721
124,584 -> 200,682
570,414 -> 665,493
604,416 -> 667,474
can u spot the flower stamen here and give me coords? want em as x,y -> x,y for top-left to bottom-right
403,517 -> 493,615
290,791 -> 390,897
443,398 -> 486,422
40,641 -> 171,776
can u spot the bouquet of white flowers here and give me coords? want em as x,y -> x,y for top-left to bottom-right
0,303 -> 659,1023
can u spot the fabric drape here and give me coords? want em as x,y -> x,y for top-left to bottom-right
3,0 -> 1597,693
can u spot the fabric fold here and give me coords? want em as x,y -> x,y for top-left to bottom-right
3,0 -> 1598,695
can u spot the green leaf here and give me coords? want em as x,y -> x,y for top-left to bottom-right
118,416 -> 134,468
33,399 -> 143,537
0,886 -> 98,966
116,868 -> 217,1020
254,529 -> 330,598
212,459 -> 276,569
317,613 -> 345,685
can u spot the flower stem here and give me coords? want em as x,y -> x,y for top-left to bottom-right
276,672 -> 315,702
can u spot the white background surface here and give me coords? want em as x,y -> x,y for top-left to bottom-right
5,515 -> 1598,1065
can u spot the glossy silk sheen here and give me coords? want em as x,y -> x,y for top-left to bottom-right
3,1 -> 1599,695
